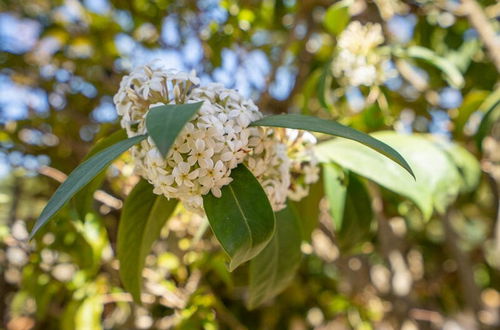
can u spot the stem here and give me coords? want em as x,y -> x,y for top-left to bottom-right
460,0 -> 500,72
442,208 -> 482,317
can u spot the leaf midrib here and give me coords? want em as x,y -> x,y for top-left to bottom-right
229,185 -> 253,252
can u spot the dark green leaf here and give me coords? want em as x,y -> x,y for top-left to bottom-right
74,129 -> 128,217
251,114 -> 415,178
118,179 -> 178,303
203,164 -> 275,271
30,134 -> 147,239
145,102 -> 203,158
247,205 -> 302,309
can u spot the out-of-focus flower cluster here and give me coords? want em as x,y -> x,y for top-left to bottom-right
114,63 -> 319,213
332,21 -> 395,87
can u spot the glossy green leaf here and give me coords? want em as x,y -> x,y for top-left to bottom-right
316,132 -> 462,218
118,179 -> 178,303
30,134 -> 147,239
323,1 -> 350,36
247,205 -> 302,309
74,129 -> 128,217
406,46 -> 464,88
251,114 -> 415,178
145,102 -> 203,157
203,164 -> 275,271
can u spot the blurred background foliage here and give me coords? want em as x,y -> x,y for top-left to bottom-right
0,0 -> 499,329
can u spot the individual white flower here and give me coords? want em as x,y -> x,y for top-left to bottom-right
332,21 -> 396,87
187,139 -> 215,168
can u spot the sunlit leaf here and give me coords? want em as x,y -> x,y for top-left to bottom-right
432,139 -> 481,193
247,205 -> 302,309
316,132 -> 462,217
323,1 -> 350,36
406,46 -> 465,88
203,164 -> 275,271
74,295 -> 103,330
322,163 -> 347,231
145,102 -> 204,157
30,134 -> 147,239
251,114 -> 415,178
118,179 -> 178,303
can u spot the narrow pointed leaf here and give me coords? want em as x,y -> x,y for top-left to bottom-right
247,205 -> 302,309
203,164 -> 275,271
30,134 -> 147,239
145,102 -> 203,157
118,179 -> 178,303
74,129 -> 128,217
251,114 -> 415,178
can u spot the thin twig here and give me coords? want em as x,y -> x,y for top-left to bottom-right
38,165 -> 123,210
459,0 -> 500,72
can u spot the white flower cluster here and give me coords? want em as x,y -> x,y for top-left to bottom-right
332,21 -> 395,87
114,63 -> 319,214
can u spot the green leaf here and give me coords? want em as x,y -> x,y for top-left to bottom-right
203,164 -> 275,271
406,46 -> 465,88
251,114 -> 415,178
317,63 -> 334,111
291,174 -> 325,241
247,205 -> 302,309
476,87 -> 500,150
74,295 -> 104,330
432,139 -> 481,193
323,1 -> 350,36
322,163 -> 347,231
145,102 -> 204,157
453,90 -> 489,138
30,134 -> 147,239
334,173 -> 373,253
118,179 -> 178,303
316,132 -> 462,218
74,129 -> 128,217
